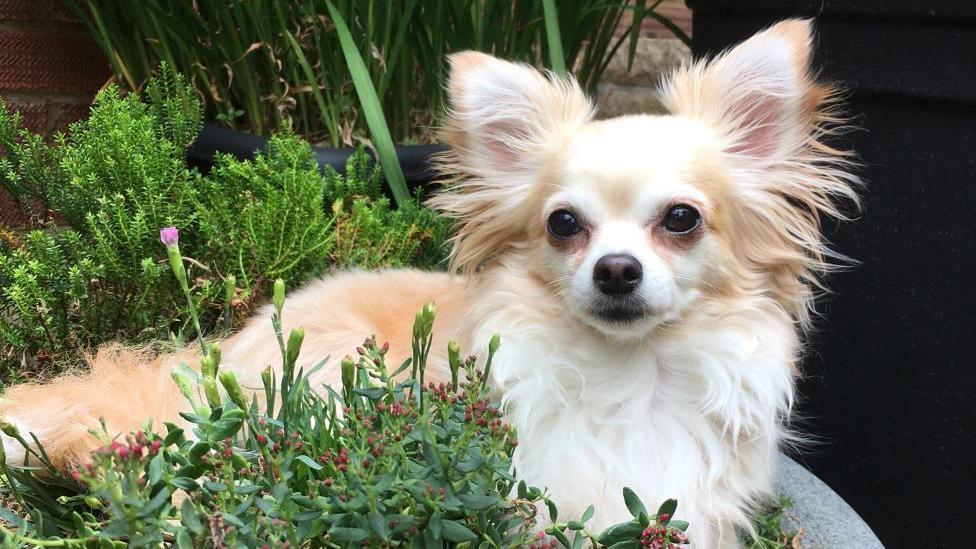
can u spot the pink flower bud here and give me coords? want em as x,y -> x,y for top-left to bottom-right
159,226 -> 179,247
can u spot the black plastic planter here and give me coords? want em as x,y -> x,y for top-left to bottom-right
687,1 -> 975,546
187,124 -> 449,195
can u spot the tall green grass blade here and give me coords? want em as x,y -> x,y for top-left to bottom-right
325,0 -> 410,208
67,0 -> 685,145
629,0 -> 651,71
282,30 -> 336,146
542,0 -> 566,74
647,9 -> 692,47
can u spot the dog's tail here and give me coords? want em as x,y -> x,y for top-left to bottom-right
0,344 -> 194,470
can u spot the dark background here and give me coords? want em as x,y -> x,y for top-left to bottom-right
688,1 -> 975,546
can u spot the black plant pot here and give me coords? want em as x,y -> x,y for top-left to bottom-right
187,124 -> 449,196
687,1 -> 976,546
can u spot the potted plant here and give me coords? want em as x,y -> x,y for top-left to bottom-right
687,1 -> 976,545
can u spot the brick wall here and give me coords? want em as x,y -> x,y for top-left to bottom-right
0,0 -> 110,227
618,0 -> 693,39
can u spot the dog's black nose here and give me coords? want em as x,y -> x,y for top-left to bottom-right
593,254 -> 642,295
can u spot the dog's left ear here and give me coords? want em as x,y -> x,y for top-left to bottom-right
431,52 -> 593,274
663,19 -> 862,327
662,19 -> 822,162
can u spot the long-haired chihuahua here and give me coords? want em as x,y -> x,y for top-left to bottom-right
1,19 -> 859,547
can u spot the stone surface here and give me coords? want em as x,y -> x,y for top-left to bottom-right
777,454 -> 885,548
601,38 -> 691,88
596,38 -> 690,119
596,84 -> 669,118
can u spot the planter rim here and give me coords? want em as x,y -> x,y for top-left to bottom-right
776,453 -> 884,548
187,124 -> 448,188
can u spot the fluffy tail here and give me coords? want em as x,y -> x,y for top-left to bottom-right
0,345 -> 192,470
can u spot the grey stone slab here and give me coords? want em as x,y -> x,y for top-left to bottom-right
601,38 -> 690,87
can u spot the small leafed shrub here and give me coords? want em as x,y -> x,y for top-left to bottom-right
0,67 -> 447,383
0,263 -> 691,547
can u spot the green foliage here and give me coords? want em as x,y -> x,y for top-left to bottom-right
63,0 -> 688,146
744,497 -> 801,549
0,69 -> 447,382
0,279 -> 691,548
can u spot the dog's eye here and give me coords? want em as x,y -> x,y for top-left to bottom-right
663,204 -> 701,234
547,209 -> 581,238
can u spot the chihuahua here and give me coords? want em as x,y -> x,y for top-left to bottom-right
1,19 -> 859,547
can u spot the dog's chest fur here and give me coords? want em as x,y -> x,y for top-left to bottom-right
465,270 -> 798,547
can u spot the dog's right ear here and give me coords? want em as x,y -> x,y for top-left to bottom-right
431,52 -> 592,274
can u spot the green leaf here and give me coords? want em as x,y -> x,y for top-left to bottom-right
456,453 -> 485,473
208,412 -> 244,440
137,487 -> 171,518
163,425 -> 185,446
457,493 -> 499,510
656,498 -> 678,522
597,522 -> 644,545
148,453 -> 164,485
324,0 -> 410,208
352,387 -> 387,399
441,519 -> 477,542
176,529 -> 193,548
428,511 -> 443,539
204,481 -> 228,492
328,526 -> 370,543
422,441 -> 439,467
623,487 -> 647,518
581,504 -> 595,523
670,520 -> 690,533
551,528 -> 572,548
295,454 -> 323,471
368,511 -> 390,540
546,498 -> 559,522
188,441 -> 210,462
221,512 -> 245,528
171,476 -> 199,492
542,0 -> 566,74
606,542 -> 640,549
181,499 -> 203,535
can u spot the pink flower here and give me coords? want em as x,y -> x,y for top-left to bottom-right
159,226 -> 179,247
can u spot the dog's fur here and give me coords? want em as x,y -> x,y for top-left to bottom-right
1,20 -> 859,547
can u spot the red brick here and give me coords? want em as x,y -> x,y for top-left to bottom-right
3,97 -> 91,135
0,0 -> 77,22
0,28 -> 109,94
0,188 -> 30,228
618,0 -> 693,39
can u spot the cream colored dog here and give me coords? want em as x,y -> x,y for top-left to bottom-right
2,20 -> 858,547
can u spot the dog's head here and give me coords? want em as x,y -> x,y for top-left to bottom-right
430,19 -> 859,338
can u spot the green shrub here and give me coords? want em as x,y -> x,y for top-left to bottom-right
0,68 -> 447,383
0,273 -> 691,548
